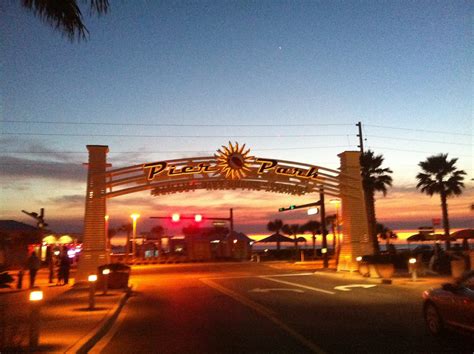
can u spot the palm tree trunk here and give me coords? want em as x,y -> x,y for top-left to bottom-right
365,190 -> 380,254
277,240 -> 281,251
440,191 -> 451,250
127,231 -> 131,256
312,234 -> 316,259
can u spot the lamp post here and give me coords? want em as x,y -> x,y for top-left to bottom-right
88,274 -> 97,310
130,213 -> 140,259
29,289 -> 43,350
409,258 -> 417,282
102,268 -> 110,295
105,214 -> 110,257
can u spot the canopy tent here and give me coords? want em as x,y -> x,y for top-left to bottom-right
258,233 -> 294,243
228,231 -> 253,243
451,229 -> 474,239
450,229 -> 474,249
406,233 -> 446,242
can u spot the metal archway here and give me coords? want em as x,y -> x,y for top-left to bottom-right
76,143 -> 371,281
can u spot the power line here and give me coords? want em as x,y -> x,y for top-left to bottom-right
1,120 -> 352,128
365,124 -> 470,137
3,120 -> 470,137
1,145 -> 354,154
370,146 -> 472,158
367,135 -> 471,146
1,132 -> 348,138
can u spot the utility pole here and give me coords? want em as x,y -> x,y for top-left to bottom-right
320,188 -> 328,269
356,121 -> 364,153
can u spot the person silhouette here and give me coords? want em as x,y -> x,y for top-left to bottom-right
27,251 -> 41,288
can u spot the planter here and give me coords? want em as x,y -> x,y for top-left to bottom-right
372,263 -> 395,279
450,259 -> 466,279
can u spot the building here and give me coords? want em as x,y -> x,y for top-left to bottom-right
0,220 -> 42,268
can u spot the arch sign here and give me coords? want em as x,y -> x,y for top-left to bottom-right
76,142 -> 372,282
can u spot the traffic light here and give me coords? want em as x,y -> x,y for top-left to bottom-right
278,205 -> 296,212
194,214 -> 203,222
171,213 -> 180,222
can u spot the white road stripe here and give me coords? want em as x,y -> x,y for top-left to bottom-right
260,276 -> 336,295
203,272 -> 314,280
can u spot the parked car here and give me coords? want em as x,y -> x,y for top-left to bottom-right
423,271 -> 474,336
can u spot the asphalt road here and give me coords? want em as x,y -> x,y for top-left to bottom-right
96,263 -> 473,354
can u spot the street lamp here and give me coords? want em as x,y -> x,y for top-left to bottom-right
88,274 -> 97,310
130,213 -> 140,259
29,290 -> 43,350
105,215 -> 110,256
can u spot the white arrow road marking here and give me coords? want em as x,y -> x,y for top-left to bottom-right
334,284 -> 377,292
249,288 -> 305,293
260,276 -> 336,295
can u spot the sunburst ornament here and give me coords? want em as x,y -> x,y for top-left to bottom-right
215,142 -> 254,179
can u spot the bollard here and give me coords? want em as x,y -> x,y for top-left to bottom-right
300,250 -> 305,262
29,290 -> 43,350
102,268 -> 110,295
88,274 -> 97,310
257,254 -> 261,263
409,258 -> 417,282
17,269 -> 24,289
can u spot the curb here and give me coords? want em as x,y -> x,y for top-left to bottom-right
65,286 -> 133,354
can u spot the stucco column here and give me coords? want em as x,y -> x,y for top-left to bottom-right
337,151 -> 373,271
76,145 -> 109,283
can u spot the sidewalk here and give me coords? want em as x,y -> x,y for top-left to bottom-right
0,269 -> 130,353
263,260 -> 454,288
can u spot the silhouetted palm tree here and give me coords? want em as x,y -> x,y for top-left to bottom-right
416,154 -> 466,249
267,219 -> 284,250
324,215 -> 337,251
21,0 -> 109,41
376,223 -> 397,247
300,220 -> 321,258
360,150 -> 393,254
282,223 -> 300,251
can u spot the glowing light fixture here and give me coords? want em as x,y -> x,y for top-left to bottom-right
356,256 -> 362,262
171,213 -> 180,222
409,258 -> 417,264
88,274 -> 98,282
307,207 -> 319,215
194,214 -> 203,222
102,268 -> 110,275
29,290 -> 43,301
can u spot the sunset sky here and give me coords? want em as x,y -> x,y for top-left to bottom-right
1,1 -> 472,240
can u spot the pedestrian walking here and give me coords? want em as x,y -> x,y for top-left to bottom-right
59,247 -> 71,285
27,251 -> 41,288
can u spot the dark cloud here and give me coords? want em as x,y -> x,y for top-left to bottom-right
49,194 -> 84,206
0,155 -> 87,182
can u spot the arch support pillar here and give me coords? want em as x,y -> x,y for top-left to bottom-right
337,151 -> 373,271
76,145 -> 109,282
